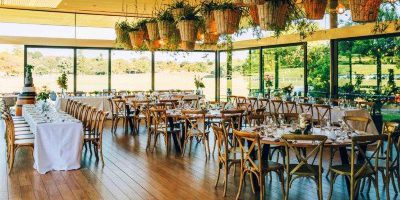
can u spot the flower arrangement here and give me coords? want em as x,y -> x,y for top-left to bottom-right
282,84 -> 294,95
37,86 -> 50,102
24,64 -> 35,86
194,75 -> 205,89
57,71 -> 68,92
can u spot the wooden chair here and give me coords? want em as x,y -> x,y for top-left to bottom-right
314,104 -> 332,125
343,116 -> 371,132
83,110 -> 108,165
357,101 -> 375,114
285,101 -> 297,114
3,113 -> 34,174
281,134 -> 327,200
282,113 -> 299,124
362,122 -> 400,198
328,134 -> 386,200
148,108 -> 180,152
110,98 -> 127,133
247,108 -> 266,127
181,110 -> 210,158
234,129 -> 285,200
131,100 -> 150,133
298,103 -> 313,115
270,99 -> 284,117
212,125 -> 241,197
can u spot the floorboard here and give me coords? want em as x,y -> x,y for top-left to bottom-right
1,120 -> 398,200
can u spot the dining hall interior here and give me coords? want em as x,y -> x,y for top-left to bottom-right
0,0 -> 400,199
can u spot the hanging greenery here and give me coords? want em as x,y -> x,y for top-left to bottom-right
115,20 -> 133,49
129,19 -> 149,49
156,8 -> 181,49
170,0 -> 191,21
212,1 -> 245,35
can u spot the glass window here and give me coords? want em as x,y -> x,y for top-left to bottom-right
27,48 -> 74,93
263,45 -> 305,96
111,50 -> 151,92
307,41 -> 330,97
0,44 -> 24,94
154,51 -> 215,100
232,50 -> 260,97
338,36 -> 400,122
76,49 -> 109,93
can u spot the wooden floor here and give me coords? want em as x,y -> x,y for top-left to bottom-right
0,120 -> 397,200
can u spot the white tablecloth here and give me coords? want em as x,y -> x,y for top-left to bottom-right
23,105 -> 83,174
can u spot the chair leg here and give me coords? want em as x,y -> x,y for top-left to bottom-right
8,147 -> 17,175
390,172 -> 398,193
212,136 -> 217,155
260,174 -> 265,200
152,133 -> 159,152
146,130 -> 152,150
328,172 -> 336,200
223,163 -> 228,197
215,163 -> 221,188
279,170 -> 285,199
181,138 -> 188,157
188,137 -> 193,155
372,176 -> 380,200
99,145 -> 105,166
235,171 -> 246,200
285,175 -> 291,200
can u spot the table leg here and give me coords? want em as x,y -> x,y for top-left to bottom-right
168,117 -> 182,153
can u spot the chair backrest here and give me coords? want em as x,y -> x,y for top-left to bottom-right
149,108 -> 168,130
236,96 -> 247,104
270,99 -> 284,114
112,98 -> 127,116
314,104 -> 332,124
212,125 -> 229,163
3,113 -> 15,147
350,135 -> 387,178
281,134 -> 327,177
65,99 -> 72,113
285,101 -> 297,114
382,122 -> 400,172
248,97 -> 259,110
357,101 -> 375,114
221,109 -> 244,132
159,99 -> 178,109
83,106 -> 95,129
299,103 -> 313,115
92,110 -> 109,140
343,116 -> 371,132
182,110 -> 207,135
258,98 -> 271,113
233,129 -> 263,173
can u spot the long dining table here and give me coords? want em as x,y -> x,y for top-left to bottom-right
22,104 -> 83,174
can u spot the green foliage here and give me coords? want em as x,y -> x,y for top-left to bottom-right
199,0 -> 218,15
131,19 -> 148,31
282,84 -> 293,94
37,86 -> 50,102
372,3 -> 400,34
57,71 -> 68,91
170,0 -> 188,9
307,44 -> 330,95
194,75 -> 205,89
156,9 -> 175,22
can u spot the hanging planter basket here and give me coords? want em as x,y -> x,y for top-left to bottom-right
204,12 -> 218,34
213,9 -> 242,35
349,0 -> 382,22
145,40 -> 161,51
303,0 -> 328,20
177,20 -> 197,43
243,0 -> 265,6
172,8 -> 185,21
129,30 -> 146,49
158,20 -> 175,42
257,1 -> 289,31
249,5 -> 260,25
203,33 -> 220,45
146,22 -> 159,41
181,41 -> 196,51
115,27 -> 132,50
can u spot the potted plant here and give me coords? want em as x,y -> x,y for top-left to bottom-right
170,0 -> 190,21
146,18 -> 160,41
24,64 -> 35,87
57,71 -> 68,97
199,0 -> 218,34
176,4 -> 202,50
115,20 -> 133,49
194,75 -> 205,95
257,0 -> 294,32
349,0 -> 382,22
129,19 -> 149,49
157,9 -> 176,43
212,1 -> 244,34
302,0 -> 328,20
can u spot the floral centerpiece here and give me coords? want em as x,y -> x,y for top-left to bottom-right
194,75 -> 205,95
282,84 -> 294,100
37,86 -> 51,112
264,74 -> 273,97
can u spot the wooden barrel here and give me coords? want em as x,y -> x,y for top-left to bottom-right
15,95 -> 35,116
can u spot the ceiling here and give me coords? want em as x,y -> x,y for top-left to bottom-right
0,0 -> 351,28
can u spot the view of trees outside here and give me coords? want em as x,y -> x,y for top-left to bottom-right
154,51 -> 215,100
111,50 -> 151,91
263,45 -> 305,95
307,41 -> 330,97
76,49 -> 109,92
338,36 -> 400,121
0,45 -> 24,93
27,48 -> 74,93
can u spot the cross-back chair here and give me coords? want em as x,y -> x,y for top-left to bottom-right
148,108 -> 180,152
181,110 -> 210,158
328,134 -> 386,200
110,98 -> 127,133
343,116 -> 371,132
84,110 -> 108,165
285,101 -> 297,114
314,104 -> 332,125
212,125 -> 241,197
281,134 -> 327,200
234,129 -> 285,200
